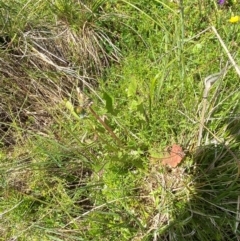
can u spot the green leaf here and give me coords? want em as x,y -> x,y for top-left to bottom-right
65,100 -> 81,120
127,78 -> 137,97
103,92 -> 114,114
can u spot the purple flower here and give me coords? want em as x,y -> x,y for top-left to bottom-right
218,0 -> 225,4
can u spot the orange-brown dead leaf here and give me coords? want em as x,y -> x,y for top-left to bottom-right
161,144 -> 185,168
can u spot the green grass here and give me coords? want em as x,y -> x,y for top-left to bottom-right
0,0 -> 240,240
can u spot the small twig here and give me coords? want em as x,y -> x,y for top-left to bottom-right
235,195 -> 240,233
177,110 -> 197,124
63,196 -> 133,228
0,200 -> 24,217
211,26 -> 240,78
185,27 -> 211,42
197,67 -> 228,146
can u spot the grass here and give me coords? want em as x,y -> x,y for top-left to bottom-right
0,0 -> 240,240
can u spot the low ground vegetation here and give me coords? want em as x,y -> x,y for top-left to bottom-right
0,0 -> 240,240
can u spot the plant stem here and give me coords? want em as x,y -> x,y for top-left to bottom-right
88,106 -> 123,146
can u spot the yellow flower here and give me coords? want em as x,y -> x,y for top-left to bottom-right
229,16 -> 240,23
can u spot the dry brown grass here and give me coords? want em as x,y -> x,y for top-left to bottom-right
0,0 -> 121,147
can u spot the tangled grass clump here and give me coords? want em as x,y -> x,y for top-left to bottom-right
0,0 -> 122,147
